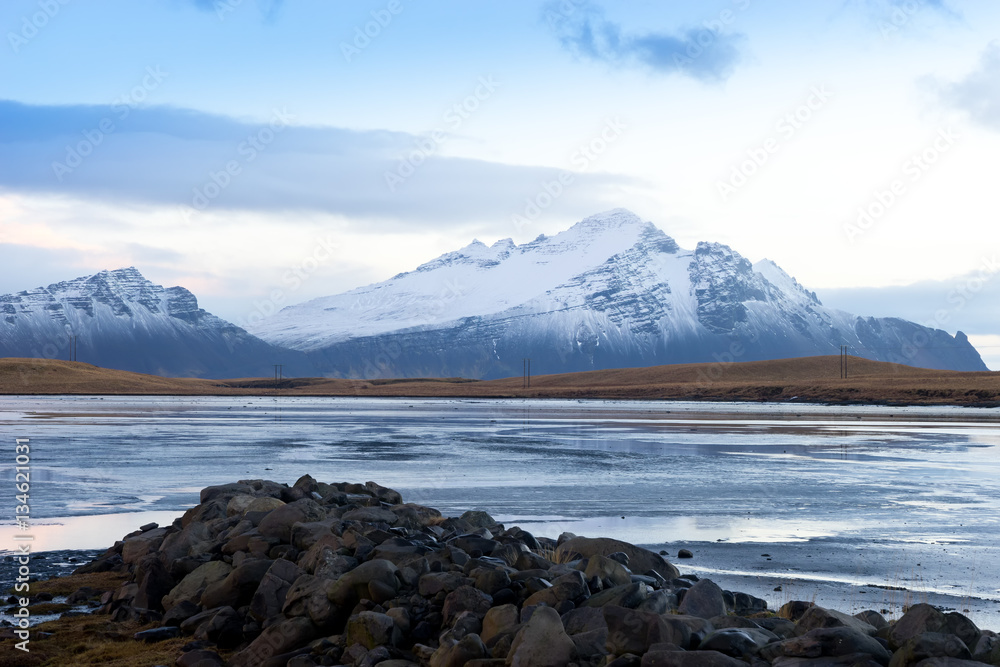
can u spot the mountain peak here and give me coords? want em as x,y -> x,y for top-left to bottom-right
571,208 -> 646,231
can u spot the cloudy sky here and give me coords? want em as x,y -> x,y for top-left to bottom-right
2,0 -> 999,367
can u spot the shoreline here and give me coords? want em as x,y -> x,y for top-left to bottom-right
3,477 -> 999,666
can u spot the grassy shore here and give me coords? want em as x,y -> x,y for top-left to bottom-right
1,356 -> 999,406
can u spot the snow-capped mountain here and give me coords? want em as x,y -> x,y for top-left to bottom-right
0,268 -> 311,378
249,209 -> 987,377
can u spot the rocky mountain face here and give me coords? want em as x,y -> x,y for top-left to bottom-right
249,209 -> 987,378
0,267 -> 311,378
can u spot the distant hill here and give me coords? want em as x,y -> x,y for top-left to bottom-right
3,356 -> 998,406
0,268 -> 313,378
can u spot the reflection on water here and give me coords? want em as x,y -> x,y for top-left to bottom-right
1,395 -> 999,623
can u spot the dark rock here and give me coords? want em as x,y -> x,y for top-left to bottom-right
346,610 -> 400,649
760,626 -> 891,664
507,605 -> 576,666
200,558 -> 273,610
603,605 -> 690,655
258,498 -> 327,542
191,605 -> 243,649
640,649 -> 747,667
889,604 -> 949,650
442,585 -> 493,626
677,579 -> 727,620
231,616 -> 317,666
163,599 -> 200,627
133,626 -> 181,642
176,648 -> 226,667
583,582 -> 649,609
555,536 -> 679,579
677,549 -> 693,559
889,632 -> 972,667
699,628 -> 776,658
779,601 -> 816,622
796,605 -> 877,637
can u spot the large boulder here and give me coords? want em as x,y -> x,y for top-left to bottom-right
162,560 -> 233,611
257,498 -> 326,542
760,627 -> 891,664
346,610 -> 401,650
327,558 -> 401,609
555,536 -> 679,579
796,605 -> 878,637
507,605 -> 577,666
199,558 -> 273,610
121,527 -> 171,565
249,558 -> 302,622
677,579 -> 727,620
889,604 -> 949,649
604,605 -> 690,655
890,632 -> 973,667
230,616 -> 317,667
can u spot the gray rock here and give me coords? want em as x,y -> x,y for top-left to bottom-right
482,604 -> 519,644
603,605 -> 690,655
327,558 -> 400,609
583,582 -> 650,609
582,553 -> 633,589
191,605 -> 243,649
795,605 -> 878,637
555,536 -> 679,580
677,579 -> 727,620
889,604 -> 949,650
257,498 -> 326,542
430,633 -> 488,667
249,558 -> 302,622
346,610 -> 401,649
640,650 -> 747,667
133,626 -> 181,642
230,616 -> 317,667
162,560 -> 232,611
889,632 -> 972,667
442,585 -> 493,626
507,605 -> 576,667
855,610 -> 889,630
419,571 -> 471,597
760,626 -> 891,664
200,558 -> 273,610
523,570 -> 590,607
176,648 -> 226,667
699,627 -> 776,658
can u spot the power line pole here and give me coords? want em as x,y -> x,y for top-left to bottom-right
523,358 -> 531,389
273,364 -> 283,391
840,345 -> 848,379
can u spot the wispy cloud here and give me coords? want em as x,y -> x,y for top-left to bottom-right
0,100 -> 636,227
185,0 -> 284,21
544,2 -> 746,83
932,41 -> 1000,131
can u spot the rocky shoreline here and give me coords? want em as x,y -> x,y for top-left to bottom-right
8,477 -> 1000,667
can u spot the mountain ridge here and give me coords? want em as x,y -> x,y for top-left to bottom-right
248,208 -> 987,377
0,267 -> 311,378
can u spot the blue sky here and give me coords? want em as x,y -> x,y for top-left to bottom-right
2,0 -> 999,367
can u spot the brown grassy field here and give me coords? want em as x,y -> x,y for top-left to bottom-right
2,355 -> 999,405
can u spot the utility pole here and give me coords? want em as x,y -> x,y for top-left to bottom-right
69,335 -> 77,362
273,364 -> 283,391
840,345 -> 848,379
523,358 -> 531,389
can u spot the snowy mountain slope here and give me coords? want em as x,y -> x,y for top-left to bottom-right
249,209 -> 987,378
0,268 -> 312,378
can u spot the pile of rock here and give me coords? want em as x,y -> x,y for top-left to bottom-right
74,476 -> 1000,667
